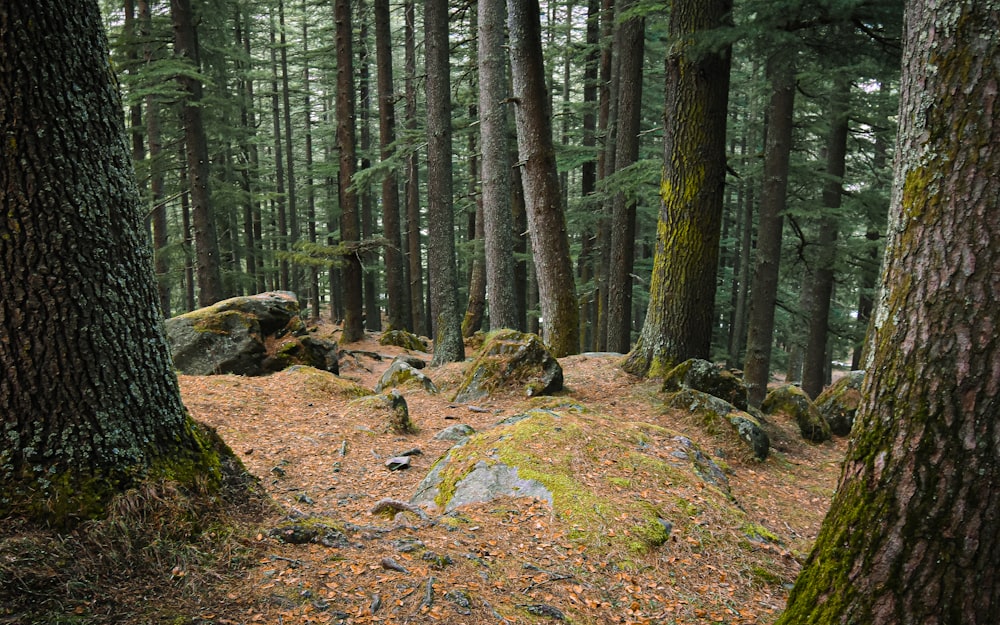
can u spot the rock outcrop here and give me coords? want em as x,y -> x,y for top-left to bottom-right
762,384 -> 832,443
453,330 -> 563,403
164,292 -> 339,376
815,370 -> 865,436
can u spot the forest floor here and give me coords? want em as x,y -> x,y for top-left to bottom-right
1,323 -> 846,625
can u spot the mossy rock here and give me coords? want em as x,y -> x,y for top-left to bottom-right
273,366 -> 370,400
815,370 -> 865,436
347,391 -> 417,434
410,407 -> 745,555
664,388 -> 769,460
662,359 -> 748,410
762,385 -> 832,443
165,291 -> 308,375
265,336 -> 339,374
375,358 -> 438,394
453,330 -> 563,403
379,330 -> 429,352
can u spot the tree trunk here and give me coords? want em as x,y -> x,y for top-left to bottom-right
478,0 -> 520,332
777,4 -> 1000,622
0,0 -> 222,526
404,0 -> 425,337
278,0 -> 299,296
172,0 -> 224,306
138,0 -> 171,316
234,6 -> 257,303
335,0 -> 364,342
801,75 -> 850,398
374,0 -> 409,330
425,0 -> 465,364
359,1 -> 380,332
576,0 -> 601,351
507,0 -> 580,357
622,0 -> 732,377
268,12 -> 289,292
594,0 -> 617,351
301,1 -> 320,318
743,54 -> 795,406
605,3 -> 645,353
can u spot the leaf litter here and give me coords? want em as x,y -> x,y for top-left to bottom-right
174,323 -> 844,625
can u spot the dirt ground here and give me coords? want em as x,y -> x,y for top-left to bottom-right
172,324 -> 846,625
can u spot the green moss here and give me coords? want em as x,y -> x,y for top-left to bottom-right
740,522 -> 781,544
1,415 -> 230,529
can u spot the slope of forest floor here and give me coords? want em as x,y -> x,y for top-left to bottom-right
1,323 -> 846,625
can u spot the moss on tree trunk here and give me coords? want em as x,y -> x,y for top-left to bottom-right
777,4 -> 1000,622
623,0 -> 732,377
0,1 -> 230,527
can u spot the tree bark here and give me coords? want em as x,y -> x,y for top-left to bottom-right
335,0 -> 364,342
0,0 -> 221,525
268,11 -> 289,292
622,0 -> 733,377
138,0 -> 171,316
801,75 -> 850,399
404,0 -> 425,336
605,2 -> 645,353
171,0 -> 224,306
278,0 -> 299,296
743,53 -> 795,406
478,0 -> 520,332
777,3 -> 1000,623
425,0 -> 465,364
301,1 -> 320,318
507,0 -> 580,357
358,1 -> 380,332
374,0 -> 409,331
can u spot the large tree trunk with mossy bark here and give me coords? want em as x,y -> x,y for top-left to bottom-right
0,1 -> 224,527
776,3 -> 1000,623
507,0 -> 580,357
622,0 -> 732,377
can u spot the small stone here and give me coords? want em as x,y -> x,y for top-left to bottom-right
385,456 -> 411,471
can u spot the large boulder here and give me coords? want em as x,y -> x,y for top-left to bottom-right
815,371 -> 865,436
379,330 -> 429,352
375,357 -> 438,394
453,330 -> 562,403
662,359 -> 749,410
664,388 -> 769,460
762,385 -> 831,443
411,407 -> 742,554
165,291 -> 337,376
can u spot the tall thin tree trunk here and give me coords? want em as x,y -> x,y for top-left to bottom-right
605,2 -> 644,353
802,75 -> 850,398
358,2 -> 380,331
139,0 -> 170,316
172,0 -> 224,306
508,0 -> 580,356
302,2 -> 320,318
478,0 -> 519,331
278,0 -> 299,295
425,0 -> 465,363
594,0 -> 617,351
335,0 -> 364,342
744,54 -> 795,406
404,0 -> 425,336
374,0 -> 408,330
269,12 -> 289,292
